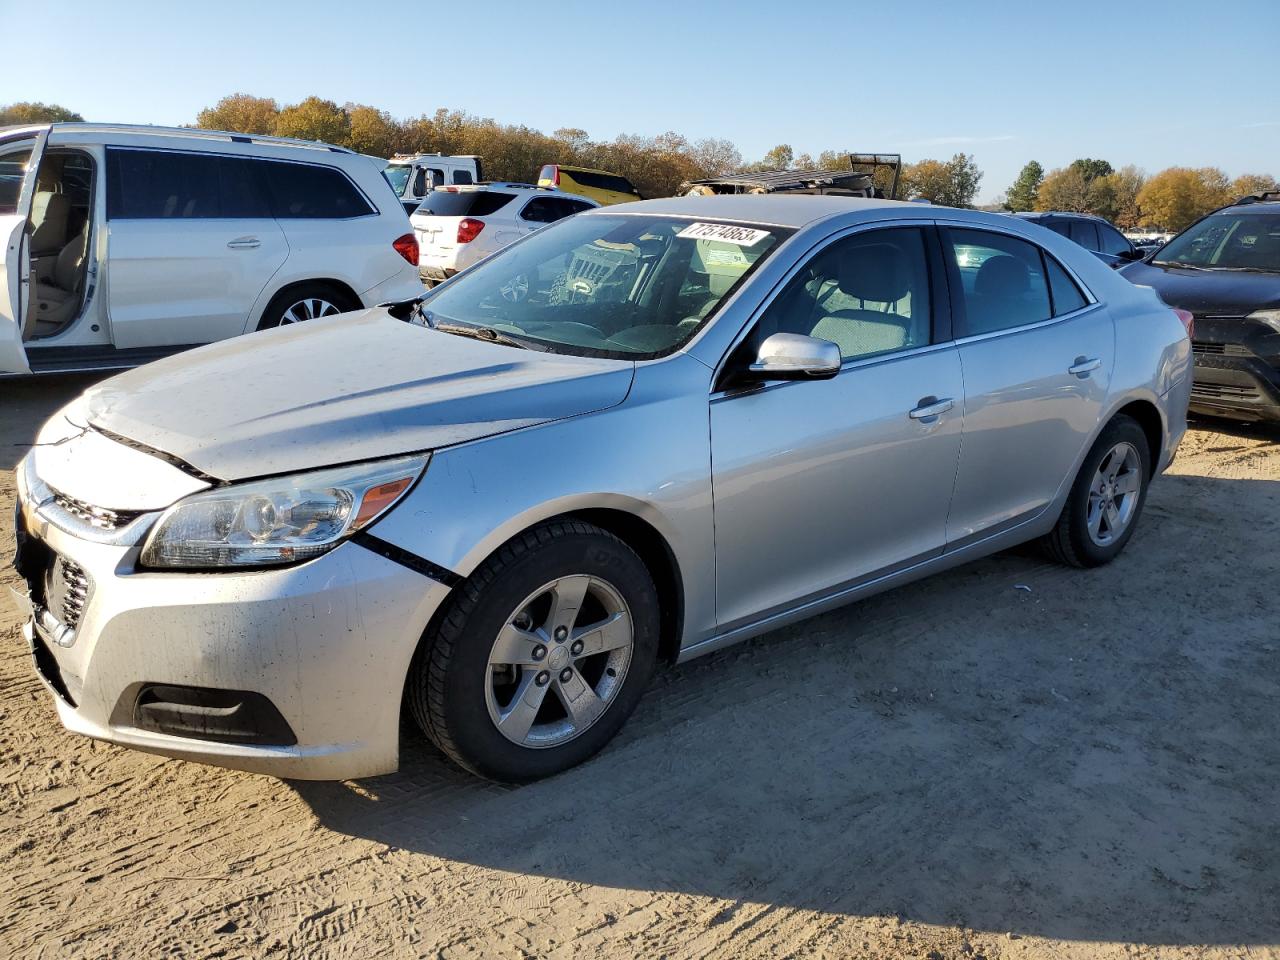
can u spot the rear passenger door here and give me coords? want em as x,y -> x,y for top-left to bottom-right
942,226 -> 1113,546
104,148 -> 288,348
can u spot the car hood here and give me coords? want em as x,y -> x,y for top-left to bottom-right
81,309 -> 635,481
1120,260 -> 1280,316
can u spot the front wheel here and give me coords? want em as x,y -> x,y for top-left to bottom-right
407,521 -> 659,782
1040,415 -> 1151,567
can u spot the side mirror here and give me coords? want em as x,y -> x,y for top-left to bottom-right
746,333 -> 842,381
1121,247 -> 1146,262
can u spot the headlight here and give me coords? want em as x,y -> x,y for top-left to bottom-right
140,455 -> 428,569
1247,309 -> 1280,333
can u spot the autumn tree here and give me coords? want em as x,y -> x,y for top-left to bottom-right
274,96 -> 350,144
345,104 -> 398,157
1136,167 -> 1232,231
1098,165 -> 1146,228
195,93 -> 278,135
0,101 -> 83,124
1005,160 -> 1044,211
1231,173 -> 1279,198
1036,166 -> 1093,212
906,153 -> 982,207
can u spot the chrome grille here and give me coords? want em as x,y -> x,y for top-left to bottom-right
52,491 -> 143,530
55,558 -> 89,629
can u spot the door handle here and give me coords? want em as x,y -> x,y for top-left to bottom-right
227,237 -> 261,250
909,396 -> 954,421
1068,356 -> 1101,378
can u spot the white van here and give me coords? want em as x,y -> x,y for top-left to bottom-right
0,124 -> 424,376
383,154 -> 482,215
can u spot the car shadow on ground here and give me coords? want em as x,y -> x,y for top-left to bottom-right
0,373 -> 110,472
292,471 -> 1280,946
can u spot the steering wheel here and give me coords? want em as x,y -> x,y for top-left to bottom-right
499,273 -> 530,303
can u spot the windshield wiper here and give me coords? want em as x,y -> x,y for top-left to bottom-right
434,321 -> 542,351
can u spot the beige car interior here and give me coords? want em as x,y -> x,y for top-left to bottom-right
27,150 -> 94,340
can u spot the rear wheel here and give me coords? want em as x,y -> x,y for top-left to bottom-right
256,283 -> 359,330
407,520 -> 659,782
1040,415 -> 1151,568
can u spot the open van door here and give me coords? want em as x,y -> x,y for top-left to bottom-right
0,127 -> 48,375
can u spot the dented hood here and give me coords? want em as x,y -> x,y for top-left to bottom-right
83,309 -> 635,481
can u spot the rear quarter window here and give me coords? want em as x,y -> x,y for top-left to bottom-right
258,160 -> 376,219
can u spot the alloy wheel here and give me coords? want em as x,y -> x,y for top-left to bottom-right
1087,441 -> 1142,546
485,575 -> 634,748
279,297 -> 341,324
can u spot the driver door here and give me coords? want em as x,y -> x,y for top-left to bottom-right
0,127 -> 48,374
709,225 -> 965,630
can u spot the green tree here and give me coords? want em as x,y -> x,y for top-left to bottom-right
0,101 -> 83,124
195,93 -> 279,135
274,96 -> 350,144
1005,160 -> 1044,212
1069,158 -> 1114,182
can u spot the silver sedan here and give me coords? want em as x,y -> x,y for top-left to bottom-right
12,196 -> 1193,782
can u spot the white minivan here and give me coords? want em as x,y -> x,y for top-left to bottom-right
0,123 -> 424,376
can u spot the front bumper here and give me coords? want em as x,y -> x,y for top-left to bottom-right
1189,317 -> 1280,422
12,464 -> 452,780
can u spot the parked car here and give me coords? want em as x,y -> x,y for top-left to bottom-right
412,183 -> 597,285
0,123 -> 423,377
1121,192 -> 1280,421
383,153 -> 483,215
13,195 -> 1191,782
1013,211 -> 1145,268
537,164 -> 641,205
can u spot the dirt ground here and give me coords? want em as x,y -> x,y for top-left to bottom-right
1,373 -> 1278,960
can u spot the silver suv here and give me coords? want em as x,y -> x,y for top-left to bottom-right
13,195 -> 1192,782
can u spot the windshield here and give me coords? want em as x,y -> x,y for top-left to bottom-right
382,164 -> 411,197
1154,213 -> 1280,272
421,214 -> 790,358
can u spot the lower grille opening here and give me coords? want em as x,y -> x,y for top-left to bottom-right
132,685 -> 297,746
31,632 -> 77,707
1191,383 -> 1262,401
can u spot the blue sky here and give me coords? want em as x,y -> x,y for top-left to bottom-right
4,0 -> 1277,201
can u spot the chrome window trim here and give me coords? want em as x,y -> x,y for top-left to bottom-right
708,217 -> 944,390
950,301 -> 1107,347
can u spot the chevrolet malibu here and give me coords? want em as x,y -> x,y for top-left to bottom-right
11,195 -> 1193,783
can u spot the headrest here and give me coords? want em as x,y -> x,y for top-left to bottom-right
975,255 -> 1031,297
837,243 -> 910,303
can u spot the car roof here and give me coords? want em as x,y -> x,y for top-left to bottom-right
2,121 -> 354,156
581,194 -> 931,229
1014,210 -> 1109,223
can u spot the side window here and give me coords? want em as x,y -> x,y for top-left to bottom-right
1098,223 -> 1132,257
107,148 -> 221,219
411,167 -> 428,196
1045,256 -> 1089,315
948,228 -> 1052,336
756,227 -> 932,362
452,169 -> 473,185
0,146 -> 33,215
1069,220 -> 1100,251
258,160 -> 375,218
428,168 -> 445,189
565,200 -> 594,214
520,197 -> 567,224
216,156 -> 272,218
1047,221 -> 1072,238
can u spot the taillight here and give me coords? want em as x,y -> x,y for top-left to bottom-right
392,233 -> 419,265
552,166 -> 560,186
1172,308 -> 1195,339
457,218 -> 485,244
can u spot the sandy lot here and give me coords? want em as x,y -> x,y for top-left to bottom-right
1,373 -> 1278,960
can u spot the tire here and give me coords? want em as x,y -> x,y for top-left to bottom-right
1040,415 -> 1151,568
407,520 -> 660,783
256,283 -> 360,331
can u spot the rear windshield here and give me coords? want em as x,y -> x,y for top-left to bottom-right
416,190 -> 515,217
537,164 -> 556,183
1154,212 -> 1280,273
383,164 -> 411,197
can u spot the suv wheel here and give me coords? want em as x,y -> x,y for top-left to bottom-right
407,520 -> 659,782
257,284 -> 359,330
1041,415 -> 1151,568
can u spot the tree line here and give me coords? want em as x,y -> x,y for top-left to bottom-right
4,97 -> 1274,229
1004,158 -> 1277,232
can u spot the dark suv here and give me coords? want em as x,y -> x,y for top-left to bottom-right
1121,193 -> 1280,422
1014,211 -> 1145,268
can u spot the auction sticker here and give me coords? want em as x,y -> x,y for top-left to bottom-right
677,222 -> 771,246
